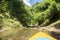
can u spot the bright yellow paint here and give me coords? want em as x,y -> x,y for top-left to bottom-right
29,32 -> 57,40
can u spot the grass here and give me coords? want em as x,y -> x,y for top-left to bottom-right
0,27 -> 40,40
0,20 -> 60,40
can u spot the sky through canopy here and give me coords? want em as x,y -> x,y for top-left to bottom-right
23,0 -> 44,6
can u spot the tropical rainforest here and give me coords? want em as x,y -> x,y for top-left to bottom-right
0,0 -> 60,40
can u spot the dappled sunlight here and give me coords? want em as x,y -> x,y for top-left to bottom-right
0,0 -> 60,40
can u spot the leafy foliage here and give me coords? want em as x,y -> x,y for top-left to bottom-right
0,0 -> 60,40
0,0 -> 60,27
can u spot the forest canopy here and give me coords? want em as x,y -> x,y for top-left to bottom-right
0,0 -> 60,28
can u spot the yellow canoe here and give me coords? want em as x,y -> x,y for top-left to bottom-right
29,32 -> 57,40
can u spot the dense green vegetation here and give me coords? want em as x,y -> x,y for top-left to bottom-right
0,0 -> 60,28
0,0 -> 60,40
